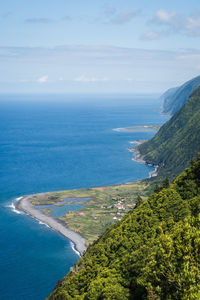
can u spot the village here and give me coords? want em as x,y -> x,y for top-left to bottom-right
31,181 -> 149,245
100,197 -> 136,221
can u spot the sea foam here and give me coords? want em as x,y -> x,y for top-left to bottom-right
112,127 -> 123,132
38,220 -> 50,228
7,200 -> 24,215
70,241 -> 81,257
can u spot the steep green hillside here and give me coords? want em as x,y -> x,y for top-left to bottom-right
48,156 -> 200,300
138,86 -> 200,179
162,75 -> 200,115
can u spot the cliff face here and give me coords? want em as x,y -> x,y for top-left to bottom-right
162,75 -> 200,115
160,86 -> 179,110
48,156 -> 200,299
138,85 -> 200,179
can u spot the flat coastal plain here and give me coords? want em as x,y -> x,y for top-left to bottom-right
19,180 -> 150,247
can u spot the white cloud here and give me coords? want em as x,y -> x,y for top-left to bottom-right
74,75 -> 108,83
185,14 -> 200,36
147,10 -> 200,37
187,17 -> 200,29
1,45 -> 200,93
155,9 -> 177,23
37,75 -> 48,83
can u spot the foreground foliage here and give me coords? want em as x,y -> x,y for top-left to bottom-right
48,155 -> 200,299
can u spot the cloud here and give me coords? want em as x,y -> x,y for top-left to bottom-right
154,9 -> 177,23
19,75 -> 64,84
25,18 -> 53,24
25,16 -> 73,24
37,75 -> 48,83
100,5 -> 139,25
147,9 -> 200,38
1,45 -> 200,94
74,75 -> 108,83
103,4 -> 117,17
111,10 -> 138,24
1,45 -> 199,69
185,12 -> 200,36
141,31 -> 160,40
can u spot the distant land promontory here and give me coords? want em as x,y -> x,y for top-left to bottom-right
138,85 -> 200,179
162,75 -> 200,115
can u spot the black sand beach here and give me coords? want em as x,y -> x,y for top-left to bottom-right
17,195 -> 86,256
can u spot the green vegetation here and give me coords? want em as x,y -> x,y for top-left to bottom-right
42,208 -> 53,215
48,155 -> 200,300
138,85 -> 200,179
32,181 -> 150,245
45,81 -> 200,299
162,75 -> 200,115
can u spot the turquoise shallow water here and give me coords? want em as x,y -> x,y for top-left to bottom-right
0,94 -> 168,299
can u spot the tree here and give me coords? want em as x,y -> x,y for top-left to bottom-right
138,217 -> 200,300
135,195 -> 143,208
161,178 -> 170,189
153,184 -> 161,193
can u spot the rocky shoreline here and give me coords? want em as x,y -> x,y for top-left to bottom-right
128,140 -> 158,178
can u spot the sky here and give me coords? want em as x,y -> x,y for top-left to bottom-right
1,0 -> 200,94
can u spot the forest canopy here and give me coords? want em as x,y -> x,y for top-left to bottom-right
48,154 -> 200,299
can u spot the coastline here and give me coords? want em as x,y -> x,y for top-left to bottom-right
17,195 -> 86,256
113,125 -> 160,133
128,140 -> 159,178
15,134 -> 158,255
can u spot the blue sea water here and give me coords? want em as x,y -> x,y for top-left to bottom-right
0,94 -> 168,299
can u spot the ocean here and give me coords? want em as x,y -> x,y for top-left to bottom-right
0,94 -> 168,299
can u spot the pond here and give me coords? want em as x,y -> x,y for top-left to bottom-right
35,197 -> 90,218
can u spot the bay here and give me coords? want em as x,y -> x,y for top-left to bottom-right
0,94 -> 168,299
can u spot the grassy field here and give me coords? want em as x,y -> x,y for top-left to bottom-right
31,181 -> 151,245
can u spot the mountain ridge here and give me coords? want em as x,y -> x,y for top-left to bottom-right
138,85 -> 200,179
162,75 -> 200,115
